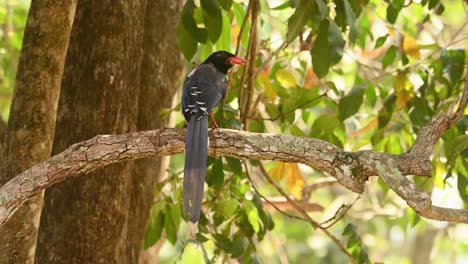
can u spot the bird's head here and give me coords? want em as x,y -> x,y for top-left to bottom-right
202,51 -> 246,74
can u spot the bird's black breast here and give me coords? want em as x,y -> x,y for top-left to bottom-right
182,64 -> 227,122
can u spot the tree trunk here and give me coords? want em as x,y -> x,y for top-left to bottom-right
35,0 -> 146,263
130,0 -> 183,261
35,0 -> 183,263
0,1 -> 77,263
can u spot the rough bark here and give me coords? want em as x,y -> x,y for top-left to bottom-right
129,0 -> 183,262
0,1 -> 77,263
1,127 -> 466,225
0,116 -> 6,150
35,0 -> 146,263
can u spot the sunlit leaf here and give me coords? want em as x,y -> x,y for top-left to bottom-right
223,198 -> 240,219
403,33 -> 421,59
276,68 -> 297,87
244,201 -> 261,233
285,163 -> 305,200
407,208 -> 421,228
393,72 -> 414,108
269,162 -> 285,181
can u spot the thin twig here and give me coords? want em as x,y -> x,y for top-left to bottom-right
257,162 -> 356,262
241,0 -> 260,130
254,41 -> 288,79
302,178 -> 340,200
320,195 -> 360,229
234,0 -> 252,56
243,161 -> 310,222
248,92 -> 328,121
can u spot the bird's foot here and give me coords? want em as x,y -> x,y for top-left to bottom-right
209,112 -> 219,130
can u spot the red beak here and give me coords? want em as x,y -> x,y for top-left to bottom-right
228,56 -> 247,65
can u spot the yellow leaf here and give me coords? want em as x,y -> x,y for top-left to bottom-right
285,163 -> 305,200
433,161 -> 445,189
269,162 -> 285,181
393,72 -> 414,108
403,33 -> 421,60
386,26 -> 396,38
275,69 -> 296,88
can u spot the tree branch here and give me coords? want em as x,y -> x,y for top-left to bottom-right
0,125 -> 452,227
0,76 -> 467,227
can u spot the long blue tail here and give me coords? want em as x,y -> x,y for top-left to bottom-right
183,116 -> 208,223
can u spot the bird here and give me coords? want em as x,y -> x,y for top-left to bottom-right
181,51 -> 246,233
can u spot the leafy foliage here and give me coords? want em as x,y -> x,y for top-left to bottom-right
163,0 -> 468,262
1,0 -> 465,263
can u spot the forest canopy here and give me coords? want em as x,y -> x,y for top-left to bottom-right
0,0 -> 466,263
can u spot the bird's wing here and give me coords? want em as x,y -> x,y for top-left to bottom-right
182,64 -> 227,122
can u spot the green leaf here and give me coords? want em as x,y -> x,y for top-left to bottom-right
164,210 -> 177,245
335,0 -> 358,43
244,201 -> 261,233
143,210 -> 165,249
382,46 -> 397,69
286,0 -> 315,42
377,94 -> 396,129
231,237 -> 248,258
408,96 -> 433,132
456,158 -> 468,207
275,68 -> 297,87
386,4 -> 400,24
375,34 -> 388,49
407,208 -> 420,228
218,0 -> 233,10
207,157 -> 224,189
201,0 -> 223,43
365,84 -> 377,107
181,0 -> 208,43
327,20 -> 346,65
338,85 -> 365,121
177,23 -> 198,61
314,0 -> 328,19
215,10 -> 231,51
391,0 -> 405,9
213,234 -> 233,251
223,198 -> 239,219
226,157 -> 243,175
447,135 -> 468,165
311,19 -> 345,78
440,49 -> 465,85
